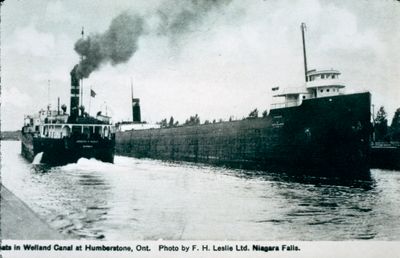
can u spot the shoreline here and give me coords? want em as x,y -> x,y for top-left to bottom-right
1,184 -> 69,240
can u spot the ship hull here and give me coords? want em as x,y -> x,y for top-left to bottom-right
21,133 -> 115,165
116,92 -> 371,178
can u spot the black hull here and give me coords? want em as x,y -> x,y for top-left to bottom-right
116,93 -> 372,178
371,145 -> 400,170
21,134 -> 115,165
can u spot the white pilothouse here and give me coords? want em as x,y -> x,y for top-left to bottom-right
271,69 -> 346,109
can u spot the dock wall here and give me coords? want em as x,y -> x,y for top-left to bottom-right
1,184 -> 67,239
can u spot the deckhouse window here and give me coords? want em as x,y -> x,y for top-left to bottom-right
83,127 -> 91,138
321,74 -> 325,79
72,126 -> 82,135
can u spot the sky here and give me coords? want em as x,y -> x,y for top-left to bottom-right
1,0 -> 399,131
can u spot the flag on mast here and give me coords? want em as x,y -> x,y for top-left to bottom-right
90,89 -> 96,97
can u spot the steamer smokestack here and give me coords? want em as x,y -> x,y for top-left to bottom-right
132,98 -> 141,123
131,79 -> 141,123
70,65 -> 80,121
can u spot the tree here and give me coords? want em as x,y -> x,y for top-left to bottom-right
157,117 -> 178,128
375,106 -> 388,141
168,116 -> 175,127
248,108 -> 258,119
157,118 -> 168,128
262,110 -> 268,118
184,114 -> 200,126
390,108 -> 400,141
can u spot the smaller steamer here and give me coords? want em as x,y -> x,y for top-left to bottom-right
21,67 -> 115,165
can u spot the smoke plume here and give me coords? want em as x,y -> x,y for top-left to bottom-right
73,0 -> 232,78
157,0 -> 232,36
74,12 -> 144,79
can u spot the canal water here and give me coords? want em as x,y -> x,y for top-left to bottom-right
1,141 -> 400,240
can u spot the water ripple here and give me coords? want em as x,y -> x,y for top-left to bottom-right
2,141 -> 400,240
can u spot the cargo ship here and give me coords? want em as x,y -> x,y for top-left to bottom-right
115,24 -> 372,178
21,65 -> 115,165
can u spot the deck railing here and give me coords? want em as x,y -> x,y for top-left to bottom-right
270,101 -> 299,109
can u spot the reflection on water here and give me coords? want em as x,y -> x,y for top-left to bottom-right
2,141 -> 400,240
219,167 -> 374,189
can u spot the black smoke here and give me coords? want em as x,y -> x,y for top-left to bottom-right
73,0 -> 232,79
74,12 -> 144,79
157,0 -> 232,36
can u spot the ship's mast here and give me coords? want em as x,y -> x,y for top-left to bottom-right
89,84 -> 92,115
131,77 -> 134,121
131,77 -> 133,101
80,27 -> 84,108
47,79 -> 51,110
301,23 -> 308,82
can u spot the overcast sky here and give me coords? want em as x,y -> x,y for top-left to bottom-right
1,0 -> 399,130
